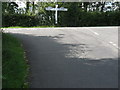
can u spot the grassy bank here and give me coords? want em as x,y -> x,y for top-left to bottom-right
2,33 -> 28,88
2,26 -> 56,28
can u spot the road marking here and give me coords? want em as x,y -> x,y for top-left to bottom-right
90,30 -> 99,35
109,41 -> 120,49
109,42 -> 113,44
86,28 -> 99,35
93,32 -> 99,35
113,44 -> 117,46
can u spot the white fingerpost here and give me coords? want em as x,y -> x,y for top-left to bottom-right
45,4 -> 68,24
55,4 -> 58,24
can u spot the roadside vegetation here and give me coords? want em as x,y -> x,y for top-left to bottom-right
2,33 -> 29,88
2,2 -> 120,27
2,26 -> 56,28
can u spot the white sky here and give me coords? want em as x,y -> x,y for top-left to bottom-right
15,0 -> 120,8
15,1 -> 26,8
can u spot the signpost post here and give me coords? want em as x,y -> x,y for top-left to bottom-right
45,4 -> 68,24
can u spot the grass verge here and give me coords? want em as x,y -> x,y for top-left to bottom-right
2,33 -> 29,88
2,26 -> 57,28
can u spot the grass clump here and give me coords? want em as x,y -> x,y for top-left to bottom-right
2,33 -> 28,88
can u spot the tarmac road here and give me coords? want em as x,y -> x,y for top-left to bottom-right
4,27 -> 118,88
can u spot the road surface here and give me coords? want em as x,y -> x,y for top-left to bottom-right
4,27 -> 118,88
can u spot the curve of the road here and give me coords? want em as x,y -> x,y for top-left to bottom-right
3,27 -> 118,88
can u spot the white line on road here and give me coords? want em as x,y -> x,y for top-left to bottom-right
93,32 -> 99,35
86,28 -> 99,35
109,41 -> 120,49
109,42 -> 114,44
86,28 -> 119,50
90,30 -> 99,35
113,44 -> 117,46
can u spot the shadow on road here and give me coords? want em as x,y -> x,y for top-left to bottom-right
11,33 -> 118,88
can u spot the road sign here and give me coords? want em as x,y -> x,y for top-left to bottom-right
45,4 -> 68,24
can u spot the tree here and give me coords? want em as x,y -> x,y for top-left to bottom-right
83,2 -> 89,12
32,2 -> 35,14
26,2 -> 30,14
2,2 -> 18,14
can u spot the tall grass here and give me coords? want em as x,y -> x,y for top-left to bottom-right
2,33 -> 28,88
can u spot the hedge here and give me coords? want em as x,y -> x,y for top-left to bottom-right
60,11 -> 120,27
2,11 -> 120,27
2,14 -> 40,27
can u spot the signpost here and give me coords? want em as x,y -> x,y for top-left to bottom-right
45,4 -> 68,24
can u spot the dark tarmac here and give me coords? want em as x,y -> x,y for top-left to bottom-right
4,27 -> 118,88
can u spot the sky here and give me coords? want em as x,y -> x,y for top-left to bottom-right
15,1 -> 26,8
15,0 -> 120,9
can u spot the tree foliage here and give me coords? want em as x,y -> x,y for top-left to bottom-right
2,2 -> 120,27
